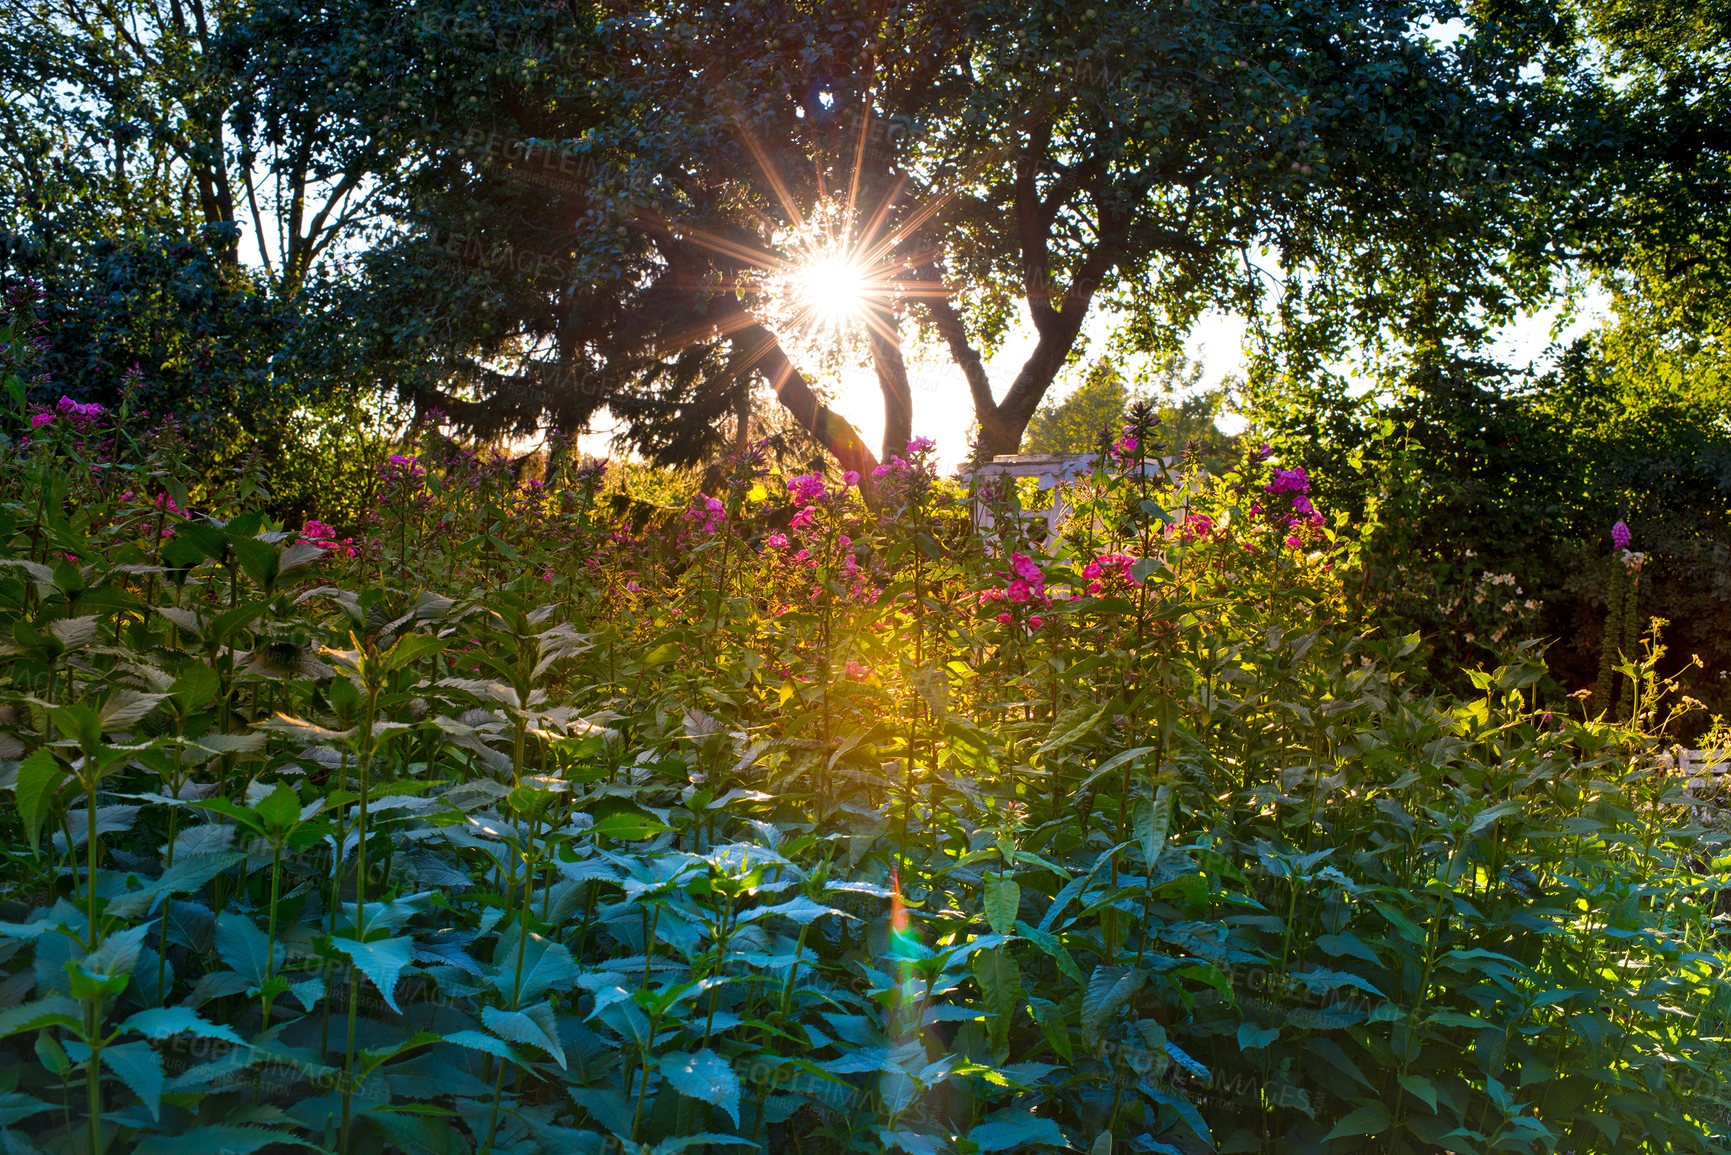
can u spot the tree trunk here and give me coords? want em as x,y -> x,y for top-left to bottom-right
728,319 -> 880,481
868,315 -> 913,461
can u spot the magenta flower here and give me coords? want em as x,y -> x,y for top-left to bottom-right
789,506 -> 816,531
906,436 -> 936,455
1006,580 -> 1033,603
1028,615 -> 1045,629
845,660 -> 871,680
787,472 -> 828,503
1612,521 -> 1631,551
56,396 -> 103,421
1011,553 -> 1043,584
842,470 -> 860,487
29,413 -> 54,428
763,532 -> 790,549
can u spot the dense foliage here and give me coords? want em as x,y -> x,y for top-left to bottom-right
1,311 -> 1727,1155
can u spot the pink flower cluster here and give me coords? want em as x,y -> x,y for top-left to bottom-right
28,396 -> 105,427
872,436 -> 937,478
382,453 -> 426,480
1178,513 -> 1213,542
787,473 -> 828,504
1264,466 -> 1324,538
1081,552 -> 1140,595
981,552 -> 1053,627
685,492 -> 725,534
299,519 -> 358,558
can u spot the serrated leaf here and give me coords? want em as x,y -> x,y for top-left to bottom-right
133,1124 -> 316,1155
334,933 -> 415,1012
0,997 -> 81,1039
102,1040 -> 165,1121
742,895 -> 853,925
482,1002 -> 567,1069
214,912 -> 277,987
660,1048 -> 741,1125
14,749 -> 67,851
122,1006 -> 244,1044
495,929 -> 578,1003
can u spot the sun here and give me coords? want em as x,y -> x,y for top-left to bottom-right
796,255 -> 869,328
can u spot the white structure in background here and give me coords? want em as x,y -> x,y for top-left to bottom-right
961,454 -> 1097,549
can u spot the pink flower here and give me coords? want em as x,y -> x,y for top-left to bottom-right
56,397 -> 103,420
29,413 -> 54,428
845,660 -> 871,680
842,470 -> 860,487
625,580 -> 642,593
1265,467 -> 1310,496
1029,615 -> 1044,629
119,491 -> 135,501
540,568 -> 554,582
1612,521 -> 1631,551
790,506 -> 816,531
763,533 -> 789,549
1082,562 -> 1103,580
1011,553 -> 1043,584
995,612 -> 1012,624
787,472 -> 828,503
1286,535 -> 1303,548
906,436 -> 936,454
302,519 -> 335,540
1006,580 -> 1032,603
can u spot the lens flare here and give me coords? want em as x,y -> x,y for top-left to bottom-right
797,256 -> 868,327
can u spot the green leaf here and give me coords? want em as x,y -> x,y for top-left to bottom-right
1323,1103 -> 1393,1141
974,946 -> 1024,1020
0,997 -> 82,1040
651,1134 -> 759,1154
1082,965 -> 1147,1048
133,1125 -> 318,1155
253,783 -> 302,833
587,812 -> 674,841
0,1090 -> 55,1127
1398,1073 -> 1439,1112
1135,786 -> 1173,869
1236,1022 -> 1279,1051
121,1006 -> 244,1044
1316,932 -> 1382,964
214,912 -> 278,987
743,895 -> 853,926
642,642 -> 681,667
84,922 -> 151,976
967,1109 -> 1070,1151
102,1040 -> 165,1121
482,1003 -> 567,1070
329,934 -> 413,1014
381,633 -> 446,673
984,875 -> 1020,937
443,1030 -> 529,1068
15,748 -> 67,851
496,929 -> 579,1003
660,1048 -> 741,1126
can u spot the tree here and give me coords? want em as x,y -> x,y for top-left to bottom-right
1023,353 -> 1239,469
278,0 -> 1583,474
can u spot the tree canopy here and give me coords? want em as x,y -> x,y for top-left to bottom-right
221,0 -> 1587,474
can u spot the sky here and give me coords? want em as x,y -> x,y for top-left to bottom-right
784,287 -> 1614,473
